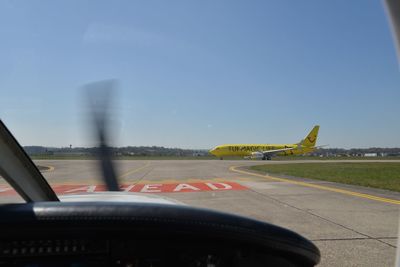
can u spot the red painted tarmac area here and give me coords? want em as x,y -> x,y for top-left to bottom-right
0,181 -> 248,195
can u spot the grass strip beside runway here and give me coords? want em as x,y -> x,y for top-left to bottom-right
250,162 -> 400,192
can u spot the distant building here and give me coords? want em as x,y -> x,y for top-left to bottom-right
364,153 -> 377,157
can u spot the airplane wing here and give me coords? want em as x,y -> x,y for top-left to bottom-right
246,147 -> 297,160
261,147 -> 296,155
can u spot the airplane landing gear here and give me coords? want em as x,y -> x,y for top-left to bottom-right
262,155 -> 272,160
220,157 -> 223,160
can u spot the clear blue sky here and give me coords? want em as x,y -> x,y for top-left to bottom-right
0,0 -> 399,149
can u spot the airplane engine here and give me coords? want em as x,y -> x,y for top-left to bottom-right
251,152 -> 264,159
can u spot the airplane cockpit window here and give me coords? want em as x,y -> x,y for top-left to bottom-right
0,1 -> 399,266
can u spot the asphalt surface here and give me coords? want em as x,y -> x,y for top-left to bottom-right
2,159 -> 400,266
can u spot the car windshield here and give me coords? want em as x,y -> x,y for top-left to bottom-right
1,1 -> 400,266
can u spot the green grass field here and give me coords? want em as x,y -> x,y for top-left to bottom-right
260,156 -> 400,161
250,162 -> 400,192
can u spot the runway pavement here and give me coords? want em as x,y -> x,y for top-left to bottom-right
1,159 -> 400,266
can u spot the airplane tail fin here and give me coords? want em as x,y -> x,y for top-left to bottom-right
301,125 -> 319,147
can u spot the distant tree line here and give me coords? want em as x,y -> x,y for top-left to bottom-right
23,146 -> 209,157
313,148 -> 400,157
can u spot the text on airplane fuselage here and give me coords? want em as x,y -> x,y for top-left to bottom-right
227,146 -> 286,152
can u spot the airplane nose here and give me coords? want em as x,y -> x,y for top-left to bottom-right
209,149 -> 216,155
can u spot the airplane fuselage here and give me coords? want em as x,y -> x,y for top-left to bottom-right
209,144 -> 315,158
209,126 -> 320,159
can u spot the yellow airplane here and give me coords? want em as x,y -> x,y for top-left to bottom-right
209,125 -> 320,160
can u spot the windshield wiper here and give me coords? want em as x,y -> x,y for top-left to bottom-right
0,119 -> 59,202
